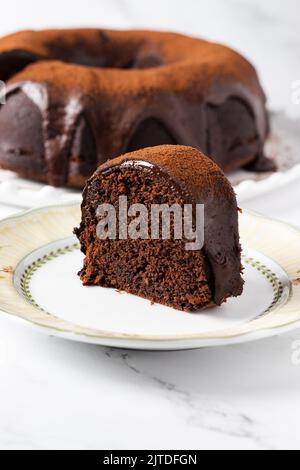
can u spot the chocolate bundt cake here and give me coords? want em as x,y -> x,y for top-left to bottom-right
0,29 -> 273,188
75,145 -> 244,312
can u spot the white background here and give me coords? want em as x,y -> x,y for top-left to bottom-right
0,0 -> 300,450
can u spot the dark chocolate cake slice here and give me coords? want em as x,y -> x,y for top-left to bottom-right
75,145 -> 244,312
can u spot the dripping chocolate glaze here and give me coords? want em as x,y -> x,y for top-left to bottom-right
79,145 -> 244,305
0,29 -> 274,187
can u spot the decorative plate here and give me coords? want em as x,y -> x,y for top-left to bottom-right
0,203 -> 300,351
0,112 -> 299,208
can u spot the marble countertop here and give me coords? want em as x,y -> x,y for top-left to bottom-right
0,0 -> 300,450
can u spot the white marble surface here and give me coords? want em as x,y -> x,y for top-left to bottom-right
0,0 -> 300,451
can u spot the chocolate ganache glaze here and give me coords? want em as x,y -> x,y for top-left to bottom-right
0,29 -> 274,188
76,145 -> 244,310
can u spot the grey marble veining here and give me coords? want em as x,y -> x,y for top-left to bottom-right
105,349 -> 276,450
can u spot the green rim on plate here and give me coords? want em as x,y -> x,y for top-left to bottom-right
18,243 -> 285,318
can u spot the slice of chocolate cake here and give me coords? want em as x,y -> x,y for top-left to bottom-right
75,145 -> 244,312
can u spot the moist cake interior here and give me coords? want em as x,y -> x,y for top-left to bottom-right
77,166 -> 213,312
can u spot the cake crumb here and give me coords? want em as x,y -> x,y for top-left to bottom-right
1,266 -> 14,273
